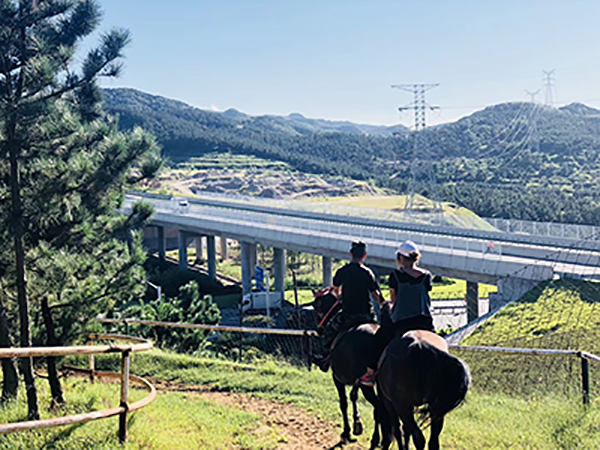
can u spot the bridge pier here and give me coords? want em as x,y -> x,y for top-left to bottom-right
157,226 -> 165,262
322,256 -> 333,287
220,236 -> 228,260
207,236 -> 217,280
178,231 -> 188,269
466,281 -> 479,323
273,248 -> 286,293
195,236 -> 204,262
241,242 -> 256,295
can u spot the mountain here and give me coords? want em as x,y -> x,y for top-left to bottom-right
103,88 -> 407,179
103,88 -> 600,225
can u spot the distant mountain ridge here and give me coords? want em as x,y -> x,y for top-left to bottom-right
103,87 -> 600,225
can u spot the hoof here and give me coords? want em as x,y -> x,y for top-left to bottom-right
341,431 -> 353,442
353,421 -> 364,436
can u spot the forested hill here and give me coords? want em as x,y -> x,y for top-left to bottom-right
103,88 -> 600,225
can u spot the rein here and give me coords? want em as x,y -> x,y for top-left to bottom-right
317,298 -> 341,329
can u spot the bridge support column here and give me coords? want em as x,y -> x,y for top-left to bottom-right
195,236 -> 204,263
157,226 -> 165,262
249,245 -> 258,278
241,242 -> 256,295
220,236 -> 228,260
273,248 -> 286,293
207,236 -> 217,280
178,231 -> 188,269
466,281 -> 479,323
322,256 -> 333,287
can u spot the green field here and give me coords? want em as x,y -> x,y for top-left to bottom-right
1,348 -> 599,449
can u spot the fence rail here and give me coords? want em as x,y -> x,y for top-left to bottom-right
98,317 -> 599,404
0,334 -> 155,442
451,343 -> 600,405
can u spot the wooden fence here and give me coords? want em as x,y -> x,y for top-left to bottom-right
0,333 -> 155,443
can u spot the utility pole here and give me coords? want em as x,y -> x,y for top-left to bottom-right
525,89 -> 540,104
543,70 -> 555,106
391,83 -> 439,130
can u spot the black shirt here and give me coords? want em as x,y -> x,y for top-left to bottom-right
333,262 -> 379,316
388,269 -> 433,292
388,268 -> 433,321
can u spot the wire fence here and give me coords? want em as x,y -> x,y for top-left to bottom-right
98,317 -> 319,369
97,317 -> 600,403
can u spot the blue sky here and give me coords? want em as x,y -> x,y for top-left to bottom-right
95,0 -> 600,126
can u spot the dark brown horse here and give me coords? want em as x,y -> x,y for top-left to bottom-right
376,330 -> 470,450
312,288 -> 387,449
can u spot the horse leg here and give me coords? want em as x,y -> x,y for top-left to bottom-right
399,408 -> 426,450
349,385 -> 363,436
378,394 -> 401,450
334,377 -> 352,441
361,386 -> 380,449
428,415 -> 445,450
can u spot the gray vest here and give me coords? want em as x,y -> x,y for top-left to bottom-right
390,272 -> 432,323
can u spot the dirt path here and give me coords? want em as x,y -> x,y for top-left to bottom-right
153,380 -> 365,449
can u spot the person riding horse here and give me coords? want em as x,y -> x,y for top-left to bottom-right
313,241 -> 383,372
360,240 -> 435,386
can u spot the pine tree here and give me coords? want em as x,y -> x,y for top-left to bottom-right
0,0 -> 162,418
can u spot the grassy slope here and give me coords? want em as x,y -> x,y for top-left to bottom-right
0,376 -> 276,450
2,349 -> 598,449
460,279 -> 600,396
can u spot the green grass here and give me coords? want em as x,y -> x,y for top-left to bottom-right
0,375 -> 277,450
1,348 -> 599,449
460,279 -> 600,397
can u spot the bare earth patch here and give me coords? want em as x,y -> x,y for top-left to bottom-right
153,380 -> 364,449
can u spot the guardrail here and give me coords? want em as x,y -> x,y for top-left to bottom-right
0,333 -> 155,443
450,344 -> 600,405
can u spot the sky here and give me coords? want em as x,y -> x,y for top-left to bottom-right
93,0 -> 600,127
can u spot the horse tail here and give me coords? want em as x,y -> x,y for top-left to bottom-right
427,352 -> 471,422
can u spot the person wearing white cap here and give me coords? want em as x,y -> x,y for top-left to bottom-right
358,240 -> 435,386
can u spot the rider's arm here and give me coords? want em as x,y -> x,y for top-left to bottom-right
370,289 -> 384,306
389,288 -> 397,306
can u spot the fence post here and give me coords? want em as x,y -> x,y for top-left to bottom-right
581,354 -> 590,406
118,349 -> 131,443
88,339 -> 95,383
306,333 -> 313,371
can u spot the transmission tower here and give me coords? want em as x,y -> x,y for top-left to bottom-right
391,83 -> 441,221
391,83 -> 439,130
525,89 -> 540,104
543,70 -> 555,106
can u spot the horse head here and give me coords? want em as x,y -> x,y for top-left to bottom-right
311,286 -> 339,327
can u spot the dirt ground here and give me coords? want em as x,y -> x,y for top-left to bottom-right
153,380 -> 367,450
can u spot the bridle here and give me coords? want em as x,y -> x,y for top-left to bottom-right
314,287 -> 341,329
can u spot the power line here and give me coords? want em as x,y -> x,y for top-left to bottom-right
543,70 -> 555,106
391,83 -> 439,130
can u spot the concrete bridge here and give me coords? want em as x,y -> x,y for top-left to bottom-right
126,192 -> 600,320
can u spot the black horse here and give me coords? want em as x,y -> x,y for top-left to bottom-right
376,330 -> 471,450
312,288 -> 386,449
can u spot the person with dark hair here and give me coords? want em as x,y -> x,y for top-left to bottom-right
358,240 -> 435,386
333,241 -> 383,329
312,241 -> 383,372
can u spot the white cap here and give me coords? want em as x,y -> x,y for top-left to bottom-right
397,240 -> 419,258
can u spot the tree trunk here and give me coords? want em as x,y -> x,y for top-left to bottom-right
41,298 -> 64,408
8,120 -> 39,420
0,298 -> 19,402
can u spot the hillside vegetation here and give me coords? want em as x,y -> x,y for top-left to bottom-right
105,88 -> 600,225
460,279 -> 600,397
